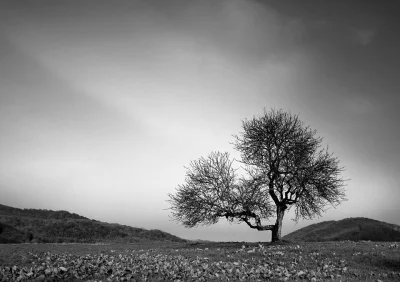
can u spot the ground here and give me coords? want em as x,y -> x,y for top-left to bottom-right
0,240 -> 399,281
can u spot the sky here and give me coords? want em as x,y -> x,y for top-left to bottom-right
0,0 -> 399,242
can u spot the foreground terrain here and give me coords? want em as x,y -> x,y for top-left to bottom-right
0,241 -> 399,281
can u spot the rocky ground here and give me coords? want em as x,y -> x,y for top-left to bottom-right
0,241 -> 399,281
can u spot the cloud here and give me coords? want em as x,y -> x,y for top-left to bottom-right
351,28 -> 377,46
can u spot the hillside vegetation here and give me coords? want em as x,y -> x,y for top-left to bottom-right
0,204 -> 185,244
283,217 -> 400,242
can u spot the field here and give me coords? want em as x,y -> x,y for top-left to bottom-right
0,241 -> 399,281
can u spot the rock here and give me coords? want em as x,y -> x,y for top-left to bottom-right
297,270 -> 305,276
59,266 -> 68,272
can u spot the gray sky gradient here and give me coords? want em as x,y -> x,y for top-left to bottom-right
0,0 -> 399,241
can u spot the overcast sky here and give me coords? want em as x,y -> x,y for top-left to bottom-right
1,0 -> 399,242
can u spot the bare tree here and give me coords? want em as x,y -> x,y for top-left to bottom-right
168,109 -> 346,242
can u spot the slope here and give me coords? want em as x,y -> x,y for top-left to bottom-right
283,217 -> 400,242
0,204 -> 186,244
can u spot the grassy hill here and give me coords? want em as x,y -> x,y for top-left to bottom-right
283,217 -> 400,242
0,204 -> 186,244
0,222 -> 26,243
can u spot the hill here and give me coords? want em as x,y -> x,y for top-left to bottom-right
283,217 -> 400,242
0,222 -> 26,243
0,204 -> 186,244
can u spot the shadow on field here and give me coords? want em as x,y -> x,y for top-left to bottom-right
381,257 -> 400,271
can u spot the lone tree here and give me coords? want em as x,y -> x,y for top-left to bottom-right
168,109 -> 346,241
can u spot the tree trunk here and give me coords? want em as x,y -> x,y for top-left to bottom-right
271,206 -> 286,242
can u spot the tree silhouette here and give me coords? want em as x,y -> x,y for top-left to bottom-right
168,109 -> 346,241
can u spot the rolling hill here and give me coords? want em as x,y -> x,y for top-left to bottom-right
283,217 -> 400,242
0,204 -> 186,244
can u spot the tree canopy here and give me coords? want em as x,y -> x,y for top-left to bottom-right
168,109 -> 346,241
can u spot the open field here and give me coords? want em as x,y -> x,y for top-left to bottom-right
0,241 -> 399,281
